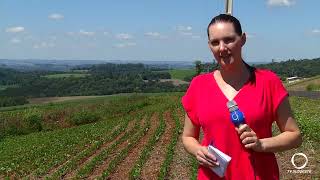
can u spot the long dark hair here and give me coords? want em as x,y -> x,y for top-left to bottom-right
208,14 -> 256,81
207,14 -> 242,38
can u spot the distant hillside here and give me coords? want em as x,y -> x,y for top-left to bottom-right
0,63 -> 187,99
0,59 -> 196,71
255,58 -> 320,79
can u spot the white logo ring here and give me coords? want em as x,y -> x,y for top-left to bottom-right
291,153 -> 308,170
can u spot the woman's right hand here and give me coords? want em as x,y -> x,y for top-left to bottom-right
195,146 -> 219,168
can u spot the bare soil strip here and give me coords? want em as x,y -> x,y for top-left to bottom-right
28,96 -> 102,104
139,110 -> 175,179
168,108 -> 191,180
62,118 -> 137,179
101,112 -> 160,180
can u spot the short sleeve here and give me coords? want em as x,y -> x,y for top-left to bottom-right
269,73 -> 289,116
181,77 -> 200,126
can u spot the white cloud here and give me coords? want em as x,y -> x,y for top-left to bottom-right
246,33 -> 256,38
180,32 -> 193,36
116,33 -> 133,40
145,32 -> 161,37
311,29 -> 320,34
145,32 -> 168,39
191,35 -> 201,39
48,13 -> 64,20
176,26 -> 192,31
6,26 -> 25,33
267,0 -> 295,7
24,35 -> 33,40
33,42 -> 55,49
103,32 -> 110,35
67,32 -> 75,36
10,38 -> 21,44
114,42 -> 136,48
176,25 -> 198,38
50,36 -> 57,41
79,30 -> 95,36
126,42 -> 136,46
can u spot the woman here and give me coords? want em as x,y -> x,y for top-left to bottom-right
181,14 -> 302,180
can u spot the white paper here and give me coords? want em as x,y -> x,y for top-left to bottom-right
207,145 -> 232,178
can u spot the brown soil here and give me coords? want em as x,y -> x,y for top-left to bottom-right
159,79 -> 189,86
89,112 -> 159,179
62,118 -> 137,179
28,96 -> 102,104
276,139 -> 319,179
88,114 -> 147,179
139,111 -> 175,179
168,108 -> 191,180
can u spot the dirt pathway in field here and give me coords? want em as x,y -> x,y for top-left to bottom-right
139,110 -> 175,179
89,112 -> 159,179
167,108 -> 191,180
62,117 -> 138,179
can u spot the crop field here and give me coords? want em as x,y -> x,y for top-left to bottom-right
0,93 -> 319,179
27,96 -> 104,105
168,69 -> 195,80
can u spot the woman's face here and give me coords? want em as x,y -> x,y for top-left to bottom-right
208,22 -> 245,69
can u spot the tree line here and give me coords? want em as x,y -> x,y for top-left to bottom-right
192,58 -> 320,81
254,58 -> 320,80
0,63 -> 186,107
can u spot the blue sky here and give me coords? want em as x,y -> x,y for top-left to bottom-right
1,0 -> 319,62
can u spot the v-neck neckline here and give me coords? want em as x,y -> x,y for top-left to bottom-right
210,70 -> 250,102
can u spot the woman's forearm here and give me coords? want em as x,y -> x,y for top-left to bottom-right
260,131 -> 302,152
182,136 -> 202,156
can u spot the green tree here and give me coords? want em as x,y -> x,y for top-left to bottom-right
194,60 -> 202,75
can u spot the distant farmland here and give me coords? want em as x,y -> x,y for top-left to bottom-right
168,69 -> 195,80
286,75 -> 320,91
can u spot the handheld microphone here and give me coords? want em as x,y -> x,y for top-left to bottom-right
227,100 -> 256,179
226,100 -> 245,127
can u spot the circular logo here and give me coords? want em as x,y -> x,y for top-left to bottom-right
291,153 -> 308,170
231,112 -> 239,121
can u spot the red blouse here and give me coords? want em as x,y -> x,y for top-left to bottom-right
181,69 -> 288,180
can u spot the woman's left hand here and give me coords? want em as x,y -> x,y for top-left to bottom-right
236,124 -> 265,152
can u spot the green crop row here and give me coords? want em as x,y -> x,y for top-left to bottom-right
176,103 -> 198,180
75,112 -> 147,178
0,95 -> 155,138
0,94 -> 181,178
129,110 -> 166,179
190,156 -> 198,180
46,114 -> 134,179
158,108 -> 182,179
99,111 -> 155,179
0,116 -> 119,178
